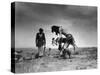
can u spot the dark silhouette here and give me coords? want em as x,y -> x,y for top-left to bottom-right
36,28 -> 46,58
51,25 -> 60,35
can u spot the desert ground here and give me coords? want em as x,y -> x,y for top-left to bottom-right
15,47 -> 97,73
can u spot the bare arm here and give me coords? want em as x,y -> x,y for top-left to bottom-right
43,33 -> 46,46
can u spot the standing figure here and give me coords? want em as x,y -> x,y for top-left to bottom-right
36,28 -> 46,58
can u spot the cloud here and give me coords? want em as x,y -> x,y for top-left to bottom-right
15,2 -> 97,48
64,5 -> 97,19
15,2 -> 97,26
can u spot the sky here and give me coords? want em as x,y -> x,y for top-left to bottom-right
15,2 -> 97,48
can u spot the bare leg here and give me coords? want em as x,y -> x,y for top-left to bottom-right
61,43 -> 69,56
73,45 -> 75,52
43,47 -> 46,56
38,46 -> 44,57
58,44 -> 62,55
66,44 -> 71,58
72,43 -> 77,53
66,44 -> 69,48
64,43 -> 72,58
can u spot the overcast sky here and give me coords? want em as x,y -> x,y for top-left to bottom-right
15,2 -> 97,48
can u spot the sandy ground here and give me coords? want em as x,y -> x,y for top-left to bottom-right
15,47 -> 97,73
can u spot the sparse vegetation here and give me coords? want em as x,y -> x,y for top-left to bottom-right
15,47 -> 97,73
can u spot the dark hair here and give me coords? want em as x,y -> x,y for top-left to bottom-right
51,25 -> 60,35
39,28 -> 43,32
